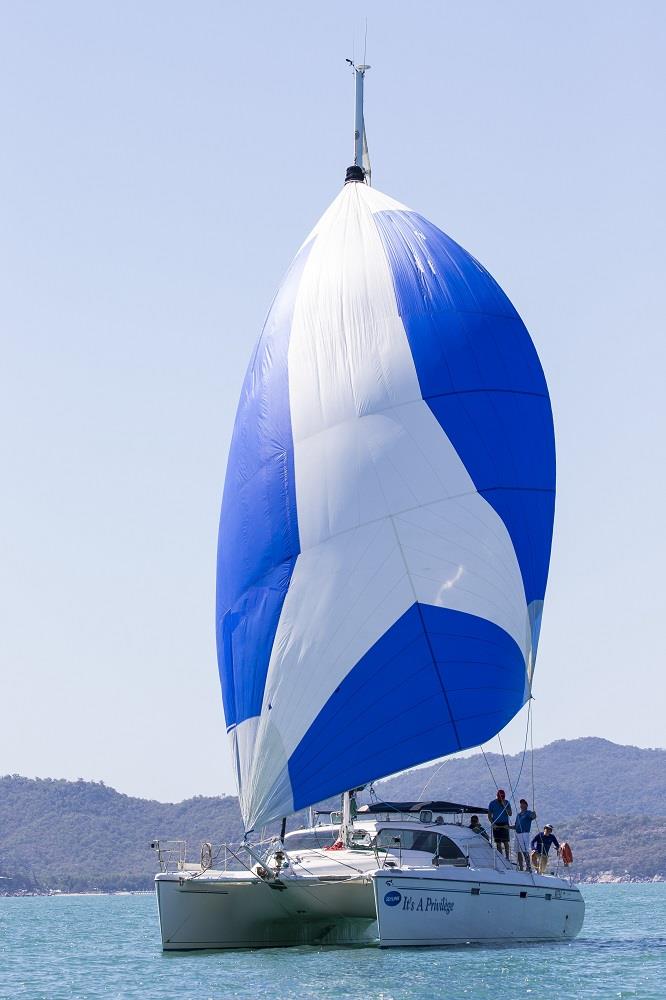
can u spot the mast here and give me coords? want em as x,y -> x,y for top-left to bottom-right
345,61 -> 371,184
341,790 -> 352,845
354,64 -> 368,168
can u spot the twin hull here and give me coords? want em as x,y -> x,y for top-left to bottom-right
155,868 -> 584,950
155,873 -> 376,950
373,870 -> 584,947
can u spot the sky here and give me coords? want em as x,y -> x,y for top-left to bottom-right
1,1 -> 664,803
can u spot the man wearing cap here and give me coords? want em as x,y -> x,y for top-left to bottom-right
487,790 -> 512,859
531,825 -> 560,874
514,799 -> 537,871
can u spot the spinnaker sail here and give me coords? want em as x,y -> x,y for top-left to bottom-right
216,180 -> 555,832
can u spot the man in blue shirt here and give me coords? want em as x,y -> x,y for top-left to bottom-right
531,825 -> 560,874
487,789 -> 512,859
514,798 -> 537,872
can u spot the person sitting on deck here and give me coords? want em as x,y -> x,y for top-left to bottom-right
488,790 -> 512,859
531,825 -> 560,874
469,815 -> 489,840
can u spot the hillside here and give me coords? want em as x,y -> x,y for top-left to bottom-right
1,738 -> 663,892
0,777 -> 244,892
375,737 -> 666,819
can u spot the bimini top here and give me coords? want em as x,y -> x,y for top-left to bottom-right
216,180 -> 555,832
357,801 -> 488,817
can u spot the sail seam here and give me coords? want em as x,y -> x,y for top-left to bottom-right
386,513 -> 463,751
291,390 -> 549,447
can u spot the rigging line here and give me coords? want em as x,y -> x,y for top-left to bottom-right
530,698 -> 536,815
498,733 -> 518,818
285,850 -> 362,881
479,744 -> 500,790
511,699 -> 532,792
305,848 -> 366,876
417,758 -> 448,801
480,699 -> 533,843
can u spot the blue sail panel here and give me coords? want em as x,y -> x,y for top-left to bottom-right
216,242 -> 311,729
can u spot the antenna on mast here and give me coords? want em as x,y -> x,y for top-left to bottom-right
344,60 -> 371,185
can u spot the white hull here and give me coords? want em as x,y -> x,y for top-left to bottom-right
373,868 -> 585,947
155,872 -> 377,950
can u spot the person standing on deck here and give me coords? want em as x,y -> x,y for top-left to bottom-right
514,798 -> 537,871
488,789 -> 512,859
531,825 -> 560,874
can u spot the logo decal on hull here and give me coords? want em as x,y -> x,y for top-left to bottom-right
384,890 -> 402,907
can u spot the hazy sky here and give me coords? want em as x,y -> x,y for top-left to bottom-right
1,2 -> 664,802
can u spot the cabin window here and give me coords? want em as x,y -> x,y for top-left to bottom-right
374,828 -> 465,860
283,831 -> 336,851
436,835 -> 465,861
374,829 -> 437,854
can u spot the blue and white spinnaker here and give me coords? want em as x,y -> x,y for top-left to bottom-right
216,181 -> 555,832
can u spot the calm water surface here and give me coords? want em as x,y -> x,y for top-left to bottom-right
1,885 -> 664,999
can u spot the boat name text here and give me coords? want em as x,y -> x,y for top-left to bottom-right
398,894 -> 455,914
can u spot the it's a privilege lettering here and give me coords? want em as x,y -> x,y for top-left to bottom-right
402,895 -> 454,914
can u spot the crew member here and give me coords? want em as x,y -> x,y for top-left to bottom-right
514,798 -> 537,871
469,815 -> 489,840
531,824 -> 560,874
488,789 -> 512,859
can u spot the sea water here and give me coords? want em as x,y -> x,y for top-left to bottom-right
1,884 -> 664,999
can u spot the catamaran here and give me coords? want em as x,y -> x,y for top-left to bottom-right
153,63 -> 584,950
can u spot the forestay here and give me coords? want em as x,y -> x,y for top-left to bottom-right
216,181 -> 555,832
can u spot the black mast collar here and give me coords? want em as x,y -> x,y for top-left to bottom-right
345,165 -> 365,184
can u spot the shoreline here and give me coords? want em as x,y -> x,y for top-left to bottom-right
2,875 -> 665,898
